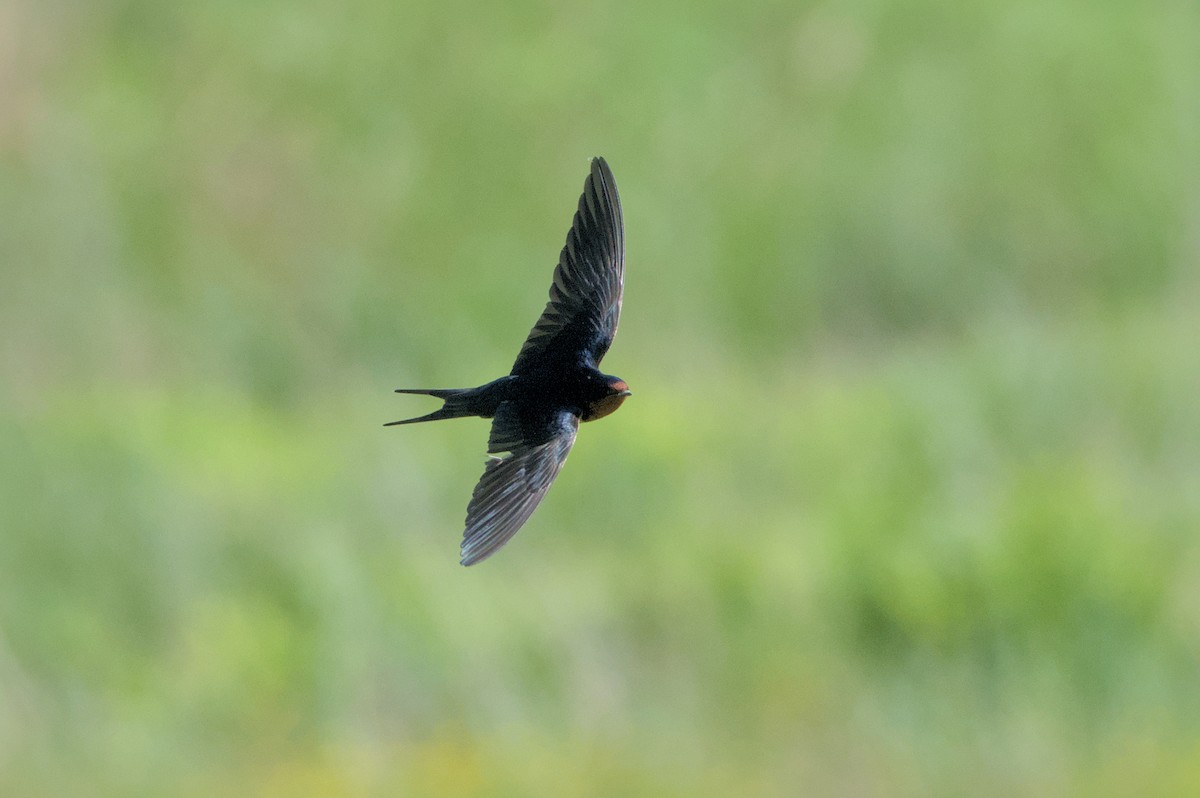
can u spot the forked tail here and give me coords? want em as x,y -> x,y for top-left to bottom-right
385,388 -> 475,426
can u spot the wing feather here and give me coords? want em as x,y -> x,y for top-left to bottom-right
459,405 -> 580,565
511,157 -> 624,374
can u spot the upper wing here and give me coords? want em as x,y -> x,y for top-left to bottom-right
510,157 -> 625,375
459,403 -> 580,566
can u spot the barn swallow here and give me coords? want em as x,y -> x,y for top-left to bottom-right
387,157 -> 629,565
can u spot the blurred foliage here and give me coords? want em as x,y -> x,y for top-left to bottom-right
1,0 -> 1198,795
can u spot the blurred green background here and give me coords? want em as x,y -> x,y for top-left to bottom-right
2,0 -> 1198,795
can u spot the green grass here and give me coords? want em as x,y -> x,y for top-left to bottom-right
2,0 -> 1198,794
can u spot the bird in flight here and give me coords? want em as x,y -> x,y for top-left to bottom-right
387,157 -> 629,566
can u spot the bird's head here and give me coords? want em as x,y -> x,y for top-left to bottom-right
582,376 -> 632,422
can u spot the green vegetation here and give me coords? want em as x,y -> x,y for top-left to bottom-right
2,0 -> 1197,794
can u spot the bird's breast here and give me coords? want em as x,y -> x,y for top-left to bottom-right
581,392 -> 629,422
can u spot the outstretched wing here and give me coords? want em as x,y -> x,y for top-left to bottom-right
460,403 -> 580,565
510,157 -> 625,375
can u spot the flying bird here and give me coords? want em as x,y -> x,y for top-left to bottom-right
387,157 -> 629,565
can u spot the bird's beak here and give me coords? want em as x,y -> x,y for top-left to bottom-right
618,389 -> 632,397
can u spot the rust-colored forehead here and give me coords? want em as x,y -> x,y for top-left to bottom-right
608,378 -> 629,392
